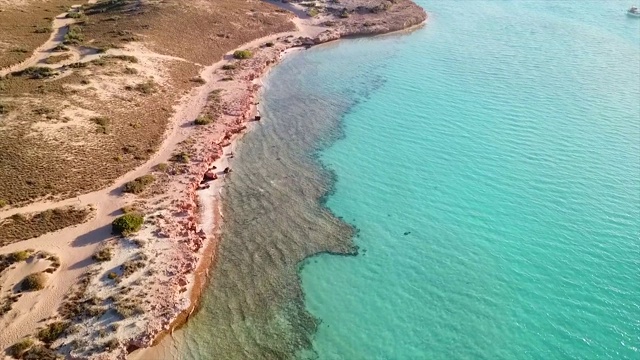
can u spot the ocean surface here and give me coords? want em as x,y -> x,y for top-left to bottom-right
167,0 -> 640,359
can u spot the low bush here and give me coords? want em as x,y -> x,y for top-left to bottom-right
307,7 -> 320,17
124,67 -> 138,75
122,175 -> 155,194
9,250 -> 32,262
43,54 -> 71,64
20,344 -> 59,360
112,213 -> 144,235
232,50 -> 252,59
171,152 -> 190,164
0,199 -> 8,207
7,338 -> 33,358
105,55 -> 138,63
64,25 -> 84,45
190,76 -> 206,84
11,67 -> 56,79
36,321 -> 69,343
92,247 -> 112,262
107,272 -> 118,279
21,273 -> 47,291
34,27 -> 50,34
51,44 -> 69,52
194,115 -> 213,125
221,63 -> 237,70
265,42 -> 275,47
154,163 -> 168,172
65,11 -> 83,19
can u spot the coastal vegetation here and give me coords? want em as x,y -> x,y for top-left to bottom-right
194,115 -> 214,125
10,66 -> 57,79
63,25 -> 84,45
93,247 -> 113,262
37,321 -> 69,343
7,338 -> 34,358
233,50 -> 253,59
43,53 -> 72,64
111,213 -> 144,235
21,272 -> 47,291
0,207 -> 92,247
122,175 -> 155,194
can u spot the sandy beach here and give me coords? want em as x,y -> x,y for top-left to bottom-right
0,0 -> 426,357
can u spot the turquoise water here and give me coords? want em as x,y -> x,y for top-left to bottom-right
170,0 -> 640,359
299,1 -> 640,359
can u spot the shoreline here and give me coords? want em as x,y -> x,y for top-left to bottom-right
133,12 -> 428,359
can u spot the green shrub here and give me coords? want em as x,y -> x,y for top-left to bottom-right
69,61 -> 88,68
122,175 -> 155,194
11,48 -> 28,53
11,67 -> 56,79
121,205 -> 138,214
36,321 -> 69,343
112,213 -> 144,235
51,44 -> 69,52
232,50 -> 252,59
171,152 -> 190,163
105,55 -> 138,63
64,25 -> 84,45
307,7 -> 319,17
65,11 -> 83,19
92,247 -> 112,262
7,338 -> 33,358
9,250 -> 32,262
194,115 -> 213,125
154,163 -> 168,172
21,344 -> 60,360
107,272 -> 118,279
0,199 -> 8,207
21,273 -> 47,291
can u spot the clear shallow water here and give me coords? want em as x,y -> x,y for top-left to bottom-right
174,0 -> 640,359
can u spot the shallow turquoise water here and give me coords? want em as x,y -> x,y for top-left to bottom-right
298,1 -> 640,359
172,1 -> 639,358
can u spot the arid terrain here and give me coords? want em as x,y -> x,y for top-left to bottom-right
0,0 -> 425,358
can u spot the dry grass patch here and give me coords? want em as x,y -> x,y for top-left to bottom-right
0,206 -> 91,246
43,53 -> 72,64
122,174 -> 155,194
21,272 -> 47,291
0,0 -> 79,68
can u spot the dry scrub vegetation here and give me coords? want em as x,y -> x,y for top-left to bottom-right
0,0 -> 78,69
0,0 -> 294,207
0,206 -> 92,246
